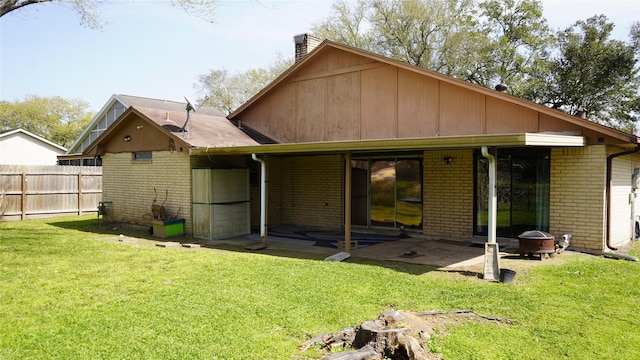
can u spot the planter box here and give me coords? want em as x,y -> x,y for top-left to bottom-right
152,219 -> 185,239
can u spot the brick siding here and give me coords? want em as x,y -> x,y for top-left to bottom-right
269,154 -> 343,229
549,146 -> 607,251
423,149 -> 475,238
103,151 -> 193,234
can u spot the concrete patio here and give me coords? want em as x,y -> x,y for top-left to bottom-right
203,230 -> 523,269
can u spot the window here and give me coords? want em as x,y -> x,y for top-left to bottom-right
133,151 -> 152,161
474,149 -> 550,238
351,156 -> 423,229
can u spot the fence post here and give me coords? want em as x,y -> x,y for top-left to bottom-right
21,171 -> 26,220
78,171 -> 83,215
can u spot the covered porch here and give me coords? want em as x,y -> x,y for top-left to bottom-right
191,132 -> 585,261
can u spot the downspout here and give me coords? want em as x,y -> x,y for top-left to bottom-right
605,144 -> 640,250
252,154 -> 267,242
481,146 -> 497,245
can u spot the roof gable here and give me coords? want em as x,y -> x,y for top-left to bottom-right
83,106 -> 259,157
0,128 -> 67,165
0,128 -> 67,152
68,94 -> 227,155
230,40 -> 636,147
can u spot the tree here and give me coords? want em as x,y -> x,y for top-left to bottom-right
0,95 -> 93,148
311,0 -> 639,131
311,0 -> 375,51
532,15 -> 639,130
0,0 -> 219,28
313,0 -> 477,74
311,0 -> 554,91
473,0 -> 554,96
195,54 -> 293,115
368,0 -> 475,72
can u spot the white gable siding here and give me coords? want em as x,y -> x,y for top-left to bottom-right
0,132 -> 66,165
73,102 -> 127,154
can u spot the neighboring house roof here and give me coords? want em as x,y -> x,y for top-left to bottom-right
228,40 -> 637,148
67,94 -> 226,155
0,128 -> 67,165
0,128 -> 67,152
117,95 -> 225,117
82,106 -> 259,157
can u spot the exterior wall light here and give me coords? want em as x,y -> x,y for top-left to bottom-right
123,135 -> 131,142
444,156 -> 453,165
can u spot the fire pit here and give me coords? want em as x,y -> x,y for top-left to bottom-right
518,230 -> 555,260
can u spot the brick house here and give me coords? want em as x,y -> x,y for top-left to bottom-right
85,36 -> 640,253
83,106 -> 258,235
60,94 -> 226,166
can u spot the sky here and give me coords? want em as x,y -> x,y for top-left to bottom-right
1,0 -> 639,113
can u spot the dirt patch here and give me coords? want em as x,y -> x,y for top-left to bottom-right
300,309 -> 512,360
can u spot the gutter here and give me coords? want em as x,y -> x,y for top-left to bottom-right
605,145 -> 640,250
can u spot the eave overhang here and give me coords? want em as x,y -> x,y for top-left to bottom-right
190,133 -> 586,156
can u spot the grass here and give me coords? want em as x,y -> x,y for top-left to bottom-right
1,216 -> 639,359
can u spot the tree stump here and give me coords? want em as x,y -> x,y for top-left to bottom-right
322,345 -> 381,360
353,319 -> 410,352
308,309 -> 511,360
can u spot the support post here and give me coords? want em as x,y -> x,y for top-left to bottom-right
344,151 -> 352,253
252,154 -> 267,242
481,147 -> 500,280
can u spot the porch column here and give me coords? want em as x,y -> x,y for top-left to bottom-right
344,151 -> 352,252
481,146 -> 500,280
251,154 -> 268,242
482,147 -> 497,245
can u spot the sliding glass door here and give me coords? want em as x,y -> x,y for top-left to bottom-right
475,149 -> 550,237
351,157 -> 423,229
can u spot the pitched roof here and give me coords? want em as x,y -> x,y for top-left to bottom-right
67,94 -> 225,154
116,95 -> 225,117
132,106 -> 259,148
0,128 -> 67,152
229,40 -> 637,146
82,106 -> 258,157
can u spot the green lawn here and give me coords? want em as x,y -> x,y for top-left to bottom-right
1,216 -> 639,359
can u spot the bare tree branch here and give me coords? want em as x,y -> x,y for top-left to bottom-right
0,0 -> 51,18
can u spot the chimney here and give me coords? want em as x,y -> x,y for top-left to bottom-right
294,33 -> 322,63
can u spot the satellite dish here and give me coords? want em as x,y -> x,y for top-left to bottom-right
184,96 -> 197,113
181,95 -> 198,136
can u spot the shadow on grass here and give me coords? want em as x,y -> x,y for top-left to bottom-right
201,242 -> 439,275
47,218 -> 460,276
48,217 -> 159,240
435,268 -> 484,279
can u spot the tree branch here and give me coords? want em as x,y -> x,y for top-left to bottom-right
0,0 -> 51,18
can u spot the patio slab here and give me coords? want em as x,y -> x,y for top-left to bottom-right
212,232 -> 517,269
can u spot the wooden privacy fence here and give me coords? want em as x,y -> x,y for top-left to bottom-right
0,165 -> 102,221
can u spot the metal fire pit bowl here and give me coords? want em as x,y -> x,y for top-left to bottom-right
518,230 -> 555,260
